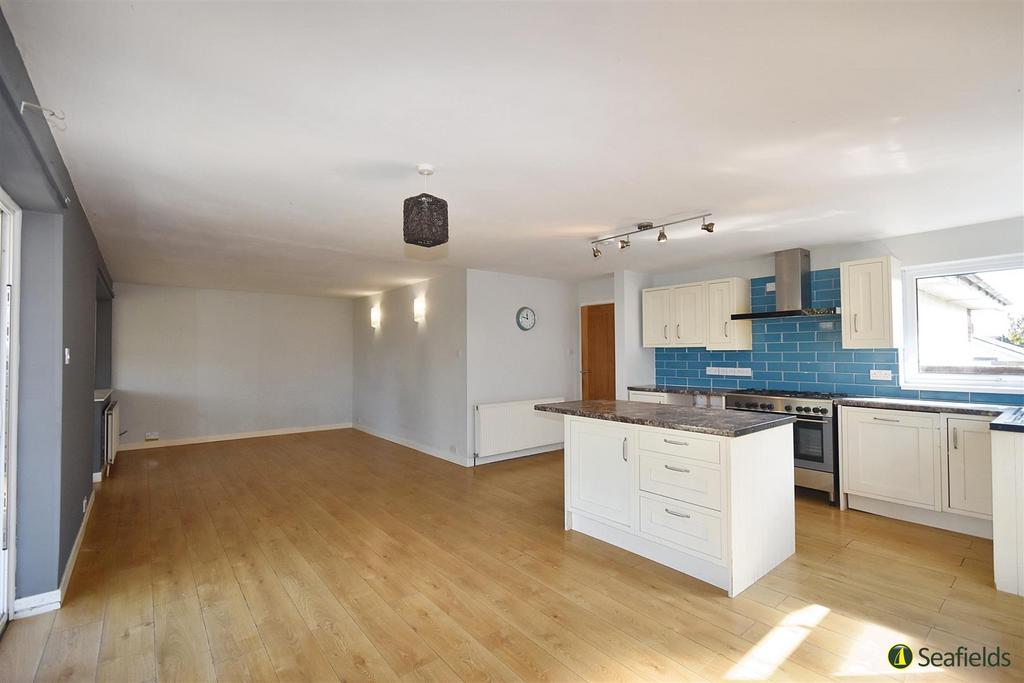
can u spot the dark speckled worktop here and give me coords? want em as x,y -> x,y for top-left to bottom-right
834,396 -> 1010,417
534,400 -> 795,438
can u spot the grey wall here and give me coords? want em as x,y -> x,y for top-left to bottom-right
352,270 -> 469,465
112,283 -> 354,445
465,270 -> 578,457
95,277 -> 112,390
1,9 -> 111,598
15,212 -> 62,597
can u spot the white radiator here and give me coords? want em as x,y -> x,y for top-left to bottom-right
474,397 -> 564,460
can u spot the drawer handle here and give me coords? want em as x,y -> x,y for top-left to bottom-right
664,464 -> 690,474
663,438 -> 689,447
664,508 -> 691,519
872,416 -> 900,423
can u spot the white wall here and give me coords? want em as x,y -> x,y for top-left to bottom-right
113,283 -> 353,445
614,270 -> 655,398
466,270 -> 578,457
651,217 -> 1024,286
578,274 -> 614,306
352,270 -> 469,465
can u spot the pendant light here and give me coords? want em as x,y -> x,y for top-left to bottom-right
403,164 -> 449,247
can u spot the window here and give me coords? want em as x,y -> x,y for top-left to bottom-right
902,255 -> 1024,394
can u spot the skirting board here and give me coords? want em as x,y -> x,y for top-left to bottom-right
13,488 -> 96,619
847,494 -> 993,539
474,443 -> 562,466
118,423 -> 353,451
353,423 -> 473,467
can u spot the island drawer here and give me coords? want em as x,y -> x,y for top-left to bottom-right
639,495 -> 723,560
637,429 -> 720,464
639,452 -> 722,511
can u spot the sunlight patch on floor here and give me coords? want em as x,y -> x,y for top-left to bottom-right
726,603 -> 830,680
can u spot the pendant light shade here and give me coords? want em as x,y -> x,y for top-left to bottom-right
403,193 -> 449,247
403,164 -> 448,248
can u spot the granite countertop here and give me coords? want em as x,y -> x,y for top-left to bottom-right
535,400 -> 795,438
835,396 -> 1010,417
627,385 -> 730,396
94,389 -> 112,403
991,407 -> 1024,433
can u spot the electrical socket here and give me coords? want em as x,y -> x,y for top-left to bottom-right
869,369 -> 893,381
765,282 -> 776,292
144,432 -> 160,441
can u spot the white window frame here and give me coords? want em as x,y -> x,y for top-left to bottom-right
0,184 -> 20,628
900,253 -> 1024,395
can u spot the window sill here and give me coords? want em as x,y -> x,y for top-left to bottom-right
900,380 -> 1024,396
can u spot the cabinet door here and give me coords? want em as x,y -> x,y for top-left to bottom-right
841,258 -> 891,348
628,391 -> 667,404
670,283 -> 707,347
569,420 -> 633,527
843,409 -> 938,508
947,418 -> 993,517
642,288 -> 672,347
706,280 -> 732,348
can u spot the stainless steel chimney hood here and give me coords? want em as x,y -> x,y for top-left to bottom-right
731,248 -> 838,320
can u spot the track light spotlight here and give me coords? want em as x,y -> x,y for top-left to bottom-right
588,212 -> 711,257
618,238 -> 630,250
701,220 -> 715,233
657,228 -> 668,243
592,245 -> 602,259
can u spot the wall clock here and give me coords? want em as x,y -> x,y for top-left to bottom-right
516,306 -> 536,331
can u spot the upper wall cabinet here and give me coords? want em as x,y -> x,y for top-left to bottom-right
642,278 -> 750,350
706,278 -> 752,351
840,256 -> 902,349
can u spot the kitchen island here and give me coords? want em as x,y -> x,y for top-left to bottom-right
535,400 -> 796,597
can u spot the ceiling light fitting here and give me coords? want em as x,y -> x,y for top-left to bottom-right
589,212 -> 713,257
403,164 -> 449,248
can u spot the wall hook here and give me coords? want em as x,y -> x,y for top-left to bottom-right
20,101 -> 66,131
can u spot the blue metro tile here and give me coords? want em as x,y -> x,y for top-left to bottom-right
918,391 -> 971,402
816,372 -> 855,384
783,372 -> 818,383
872,387 -> 922,399
853,351 -> 898,363
817,351 -> 855,362
967,392 -> 1024,406
800,362 -> 836,373
799,342 -> 837,352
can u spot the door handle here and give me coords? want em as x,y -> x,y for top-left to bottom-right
664,508 -> 691,519
664,464 -> 690,474
723,321 -> 729,338
853,313 -> 859,333
676,324 -> 681,339
663,324 -> 668,340
952,427 -> 959,449
622,437 -> 628,462
579,369 -> 590,374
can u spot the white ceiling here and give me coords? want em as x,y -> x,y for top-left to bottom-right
4,1 -> 1022,298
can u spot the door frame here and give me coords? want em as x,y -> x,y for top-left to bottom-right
0,184 -> 22,629
578,300 -> 614,399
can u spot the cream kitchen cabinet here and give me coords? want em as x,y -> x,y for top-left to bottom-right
706,277 -> 752,351
840,256 -> 901,349
670,283 -> 707,347
642,278 -> 750,350
642,287 -> 673,347
841,407 -> 939,509
568,418 -> 634,528
946,417 -> 993,518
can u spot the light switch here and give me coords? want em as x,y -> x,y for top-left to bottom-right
64,347 -> 71,365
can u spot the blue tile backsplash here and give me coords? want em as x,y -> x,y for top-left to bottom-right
653,268 -> 1024,406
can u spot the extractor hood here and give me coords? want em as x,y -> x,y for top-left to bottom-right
731,248 -> 838,320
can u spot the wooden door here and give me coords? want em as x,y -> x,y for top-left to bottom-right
581,303 -> 615,400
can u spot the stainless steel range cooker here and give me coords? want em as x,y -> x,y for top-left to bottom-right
725,389 -> 843,504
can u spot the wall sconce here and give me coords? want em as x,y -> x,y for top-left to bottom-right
413,296 -> 426,323
370,304 -> 381,329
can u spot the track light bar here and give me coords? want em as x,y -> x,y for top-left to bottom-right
590,212 -> 713,254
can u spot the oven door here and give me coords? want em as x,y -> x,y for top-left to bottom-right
793,417 -> 834,473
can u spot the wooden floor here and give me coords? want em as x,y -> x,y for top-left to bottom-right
2,429 -> 1021,682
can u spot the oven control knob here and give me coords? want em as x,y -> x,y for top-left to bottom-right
812,407 -> 823,414
759,403 -> 772,409
784,405 -> 793,411
745,402 -> 757,408
796,406 -> 806,412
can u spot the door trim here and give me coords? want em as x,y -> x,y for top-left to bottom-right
0,184 -> 22,628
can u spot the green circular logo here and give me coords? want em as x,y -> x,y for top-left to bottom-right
888,644 -> 913,669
